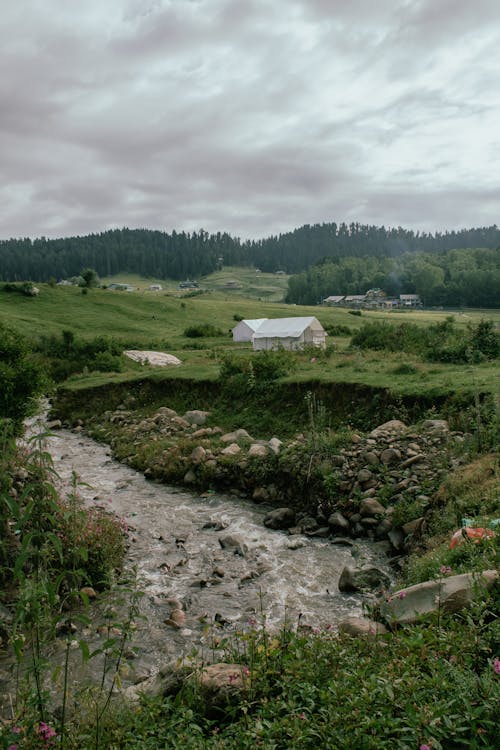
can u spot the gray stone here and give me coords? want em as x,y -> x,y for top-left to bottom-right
357,468 -> 373,483
268,437 -> 283,454
421,419 -> 449,433
263,507 -> 296,530
221,443 -> 241,456
360,497 -> 386,517
327,511 -> 350,533
339,616 -> 389,638
369,420 -> 407,438
190,446 -> 207,464
183,469 -> 196,484
248,444 -> 268,457
338,565 -> 391,592
380,570 -> 498,624
218,534 -> 248,556
402,517 -> 425,537
380,448 -> 401,465
183,410 -> 210,425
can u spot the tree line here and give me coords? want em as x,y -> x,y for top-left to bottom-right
1,223 -> 499,285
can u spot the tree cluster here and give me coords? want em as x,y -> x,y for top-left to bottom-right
285,248 -> 500,307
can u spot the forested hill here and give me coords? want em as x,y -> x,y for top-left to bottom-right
1,223 -> 500,282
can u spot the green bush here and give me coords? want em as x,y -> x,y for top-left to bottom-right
184,323 -> 224,338
324,323 -> 351,336
0,324 -> 46,428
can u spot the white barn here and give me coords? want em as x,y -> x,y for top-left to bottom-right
232,318 -> 267,342
252,317 -> 326,351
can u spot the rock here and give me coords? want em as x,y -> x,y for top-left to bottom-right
154,407 -> 178,420
221,443 -> 241,456
47,419 -> 62,430
190,446 -> 207,464
190,663 -> 250,708
263,507 -> 296,530
357,468 -> 373,483
421,419 -> 449,433
202,519 -> 228,531
402,517 -> 425,537
166,609 -> 186,628
235,428 -> 252,440
339,616 -> 389,638
363,451 -> 379,466
380,448 -> 401,465
268,437 -> 283,455
252,487 -> 269,502
286,538 -> 308,550
338,565 -> 391,593
218,534 -> 248,556
388,528 -> 405,551
369,420 -> 407,438
183,469 -> 197,484
360,497 -> 386,517
171,416 -> 190,429
183,410 -> 210,425
248,444 -> 268,458
380,570 -> 498,624
327,511 -> 350,534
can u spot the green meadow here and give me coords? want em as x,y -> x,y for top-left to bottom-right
1,273 -> 499,398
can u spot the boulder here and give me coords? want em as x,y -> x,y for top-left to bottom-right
221,443 -> 241,456
263,507 -> 296,530
268,437 -> 283,455
360,497 -> 386,518
190,446 -> 207,464
338,565 -> 391,592
327,511 -> 350,534
248,444 -> 268,458
380,448 -> 400,465
421,419 -> 449,433
190,663 -> 250,708
339,616 -> 389,638
380,570 -> 498,624
369,420 -> 407,438
218,534 -> 248,556
357,468 -> 373,484
183,410 -> 210,425
183,469 -> 196,484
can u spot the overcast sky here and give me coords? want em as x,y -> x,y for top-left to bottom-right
1,0 -> 499,241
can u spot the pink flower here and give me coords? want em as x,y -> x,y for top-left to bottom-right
440,565 -> 452,575
420,745 -> 431,750
398,591 -> 406,599
298,712 -> 307,720
8,744 -> 18,750
493,658 -> 500,674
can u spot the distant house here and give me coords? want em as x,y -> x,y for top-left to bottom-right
108,283 -> 134,292
178,280 -> 199,290
323,295 -> 345,305
232,318 -> 267,343
344,295 -> 366,306
252,317 -> 326,351
399,294 -> 421,307
148,284 -> 162,291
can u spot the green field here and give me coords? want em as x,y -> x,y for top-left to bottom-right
1,275 -> 499,398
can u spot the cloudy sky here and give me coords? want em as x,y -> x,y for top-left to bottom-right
1,0 -> 499,241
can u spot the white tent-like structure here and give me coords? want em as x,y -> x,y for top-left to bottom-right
232,318 -> 267,342
252,317 -> 326,351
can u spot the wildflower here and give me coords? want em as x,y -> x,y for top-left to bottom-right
398,591 -> 406,599
11,728 -> 21,734
228,672 -> 239,683
298,712 -> 307,720
248,616 -> 257,626
7,744 -> 18,750
439,565 -> 452,575
493,658 -> 500,674
242,666 -> 250,676
420,744 -> 431,750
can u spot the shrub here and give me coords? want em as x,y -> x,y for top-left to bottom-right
184,323 -> 224,338
348,309 -> 362,316
324,323 -> 351,336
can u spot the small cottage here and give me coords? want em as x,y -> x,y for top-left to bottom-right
252,317 -> 326,351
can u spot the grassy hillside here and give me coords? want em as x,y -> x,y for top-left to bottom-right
1,279 -> 499,399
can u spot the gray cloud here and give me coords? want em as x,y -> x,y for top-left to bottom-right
1,0 -> 499,240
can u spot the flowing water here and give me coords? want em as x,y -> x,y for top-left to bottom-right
1,418 -> 391,699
